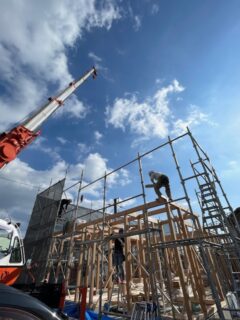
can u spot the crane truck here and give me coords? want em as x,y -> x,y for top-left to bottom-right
0,67 -> 97,286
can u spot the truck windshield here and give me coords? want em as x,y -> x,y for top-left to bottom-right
0,228 -> 12,258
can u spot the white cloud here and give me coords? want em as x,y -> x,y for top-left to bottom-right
74,153 -> 131,198
133,15 -> 142,31
229,160 -> 238,167
105,80 -> 184,141
171,105 -> 215,136
118,168 -> 132,186
221,160 -> 240,179
59,94 -> 89,119
85,1 -> 121,31
0,0 -> 121,130
116,48 -> 126,56
0,74 -> 47,131
29,136 -> 62,162
155,78 -> 162,84
82,153 -> 110,182
126,4 -> 141,32
77,143 -> 92,155
88,52 -> 102,63
94,130 -> 103,143
176,97 -> 183,101
151,4 -> 159,15
106,82 -> 215,143
0,158 -> 66,232
57,137 -> 68,145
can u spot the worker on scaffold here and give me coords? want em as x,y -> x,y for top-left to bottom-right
148,171 -> 172,201
58,199 -> 72,218
113,228 -> 125,283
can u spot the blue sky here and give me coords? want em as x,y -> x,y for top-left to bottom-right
0,0 -> 240,232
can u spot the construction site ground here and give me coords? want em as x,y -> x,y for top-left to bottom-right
67,279 -> 233,319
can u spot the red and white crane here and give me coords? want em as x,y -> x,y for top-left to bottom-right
0,67 -> 97,169
0,66 -> 96,286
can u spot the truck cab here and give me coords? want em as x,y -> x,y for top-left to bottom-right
0,219 -> 25,285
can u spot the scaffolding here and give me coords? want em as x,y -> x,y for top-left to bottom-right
18,179 -> 65,284
23,128 -> 240,319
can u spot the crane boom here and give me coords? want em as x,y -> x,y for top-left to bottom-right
0,67 -> 97,169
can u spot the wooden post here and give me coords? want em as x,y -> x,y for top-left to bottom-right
96,245 -> 101,292
124,216 -> 132,312
89,225 -> 97,307
193,216 -> 224,300
138,219 -> 149,300
107,226 -> 113,301
165,203 -> 193,319
75,228 -> 85,302
159,222 -> 177,319
177,208 -> 208,316
55,238 -> 65,283
84,234 -> 91,289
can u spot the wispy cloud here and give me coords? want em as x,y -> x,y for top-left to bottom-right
151,4 -> 159,15
155,78 -> 163,84
171,105 -> 216,136
57,137 -> 68,145
88,52 -> 104,71
94,130 -> 103,144
133,15 -> 142,31
116,48 -> 126,56
126,4 -> 142,32
29,136 -> 62,162
77,143 -> 92,155
221,160 -> 240,178
88,52 -> 102,63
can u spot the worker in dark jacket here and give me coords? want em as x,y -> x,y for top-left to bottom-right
58,199 -> 72,218
113,228 -> 125,282
148,171 -> 172,201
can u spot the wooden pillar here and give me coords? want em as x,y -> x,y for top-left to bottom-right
151,222 -> 164,286
166,203 -> 192,319
138,219 -> 149,300
89,226 -> 97,307
177,209 -> 208,316
84,234 -> 91,288
159,223 -> 176,318
65,237 -> 75,290
107,226 -> 113,301
136,239 -> 142,278
151,221 -> 166,308
96,246 -> 101,292
55,238 -> 65,283
124,216 -> 132,311
75,228 -> 86,301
